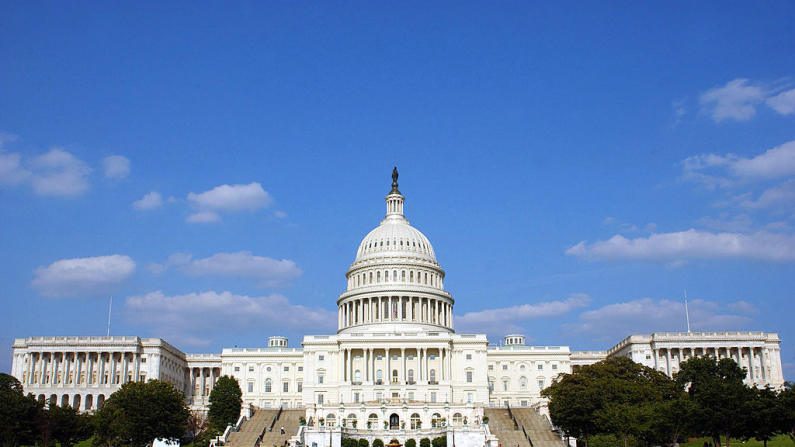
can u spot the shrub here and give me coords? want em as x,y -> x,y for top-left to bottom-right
432,437 -> 446,447
420,438 -> 431,447
359,439 -> 370,447
373,439 -> 385,447
406,439 -> 417,447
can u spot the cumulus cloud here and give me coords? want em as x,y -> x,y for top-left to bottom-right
147,252 -> 191,275
565,297 -> 754,343
766,87 -> 795,115
455,294 -> 591,335
31,255 -> 136,297
181,251 -> 302,287
681,140 -> 795,190
698,79 -> 795,123
132,191 -> 164,210
700,78 -> 766,122
188,182 -> 272,212
186,211 -> 221,224
739,179 -> 795,210
124,290 -> 337,340
102,155 -> 130,179
566,230 -> 795,262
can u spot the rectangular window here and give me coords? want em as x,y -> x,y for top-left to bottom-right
284,366 -> 289,371
297,382 -> 302,392
141,358 -> 146,363
318,355 -> 324,361
354,392 -> 360,402
552,364 -> 558,370
466,354 -> 472,360
377,355 -> 383,360
376,392 -> 383,400
318,394 -> 324,404
392,355 -> 398,360
408,392 -> 414,400
467,393 -> 473,403
502,365 -> 508,370
521,400 -> 528,407
298,367 -> 303,371
538,380 -> 545,389
283,382 -> 289,392
430,392 -> 436,403
503,380 -> 508,391
234,366 -> 240,372
355,355 -> 361,360
466,371 -> 473,383
488,365 -> 493,371
538,364 -> 543,370
429,355 -> 435,360
318,373 -> 324,384
646,355 -> 651,360
247,382 -> 253,392
249,366 -> 254,372
408,355 -> 414,360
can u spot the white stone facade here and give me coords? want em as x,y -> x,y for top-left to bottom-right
9,173 -> 786,447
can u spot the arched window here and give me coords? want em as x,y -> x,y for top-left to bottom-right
368,413 -> 379,429
520,376 -> 527,391
354,370 -> 361,384
410,413 -> 421,429
346,413 -> 357,428
431,413 -> 442,428
429,369 -> 436,383
265,378 -> 272,392
376,369 -> 383,384
452,413 -> 463,427
408,369 -> 414,383
326,414 -> 336,427
392,369 -> 398,384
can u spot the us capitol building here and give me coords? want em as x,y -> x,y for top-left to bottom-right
10,170 -> 786,447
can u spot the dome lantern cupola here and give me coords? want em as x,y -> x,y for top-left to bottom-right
385,166 -> 405,220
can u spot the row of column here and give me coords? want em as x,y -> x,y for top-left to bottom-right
655,346 -> 769,381
338,346 -> 452,385
348,268 -> 442,289
339,296 -> 452,329
20,351 -> 145,387
190,366 -> 220,400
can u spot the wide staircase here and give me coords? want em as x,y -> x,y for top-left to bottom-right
226,408 -> 304,447
484,407 -> 566,447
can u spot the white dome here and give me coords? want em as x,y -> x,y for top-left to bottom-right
354,218 -> 437,264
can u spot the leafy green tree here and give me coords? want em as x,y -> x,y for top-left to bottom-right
207,375 -> 243,433
675,356 -> 753,447
778,382 -> 795,446
0,372 -> 42,447
405,438 -> 417,447
372,438 -> 384,447
92,379 -> 189,447
741,386 -> 782,447
543,372 -> 601,447
46,404 -> 93,447
187,409 -> 210,447
431,436 -> 446,447
358,438 -> 370,447
419,437 -> 431,447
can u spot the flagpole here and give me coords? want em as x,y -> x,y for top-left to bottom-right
107,296 -> 113,336
684,290 -> 691,333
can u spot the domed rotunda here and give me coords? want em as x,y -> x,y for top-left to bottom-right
337,168 -> 454,334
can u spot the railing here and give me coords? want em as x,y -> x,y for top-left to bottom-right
506,403 -> 518,430
522,424 -> 534,447
268,405 -> 284,433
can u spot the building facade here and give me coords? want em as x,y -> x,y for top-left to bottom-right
10,172 -> 786,447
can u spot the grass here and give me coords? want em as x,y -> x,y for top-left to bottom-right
680,435 -> 793,447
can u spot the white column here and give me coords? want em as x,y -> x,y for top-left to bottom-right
386,348 -> 391,383
401,348 -> 406,384
347,349 -> 352,383
364,349 -> 369,382
419,348 -> 424,382
759,348 -> 767,381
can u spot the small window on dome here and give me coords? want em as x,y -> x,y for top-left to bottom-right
400,240 -> 403,246
380,241 -> 383,247
386,240 -> 389,246
413,242 -> 416,247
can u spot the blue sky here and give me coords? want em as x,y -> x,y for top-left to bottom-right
1,2 -> 794,378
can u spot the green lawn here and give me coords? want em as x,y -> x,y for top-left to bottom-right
681,435 -> 793,447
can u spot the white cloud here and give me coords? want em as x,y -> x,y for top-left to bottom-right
766,88 -> 795,115
700,78 -> 765,122
730,141 -> 795,179
147,252 -> 191,274
31,254 -> 136,298
188,182 -> 272,213
182,251 -> 302,287
566,229 -> 795,262
275,211 -> 287,219
186,211 -> 221,224
102,155 -> 130,179
455,294 -> 591,335
28,148 -> 92,196
124,290 -> 337,338
740,179 -> 795,210
681,140 -> 795,190
132,191 -> 164,210
0,151 -> 30,185
565,297 -> 754,343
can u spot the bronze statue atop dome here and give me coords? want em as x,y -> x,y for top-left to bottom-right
390,167 -> 401,194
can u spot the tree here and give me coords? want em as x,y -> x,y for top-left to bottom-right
372,439 -> 384,447
207,375 -> 242,433
92,379 -> 189,447
431,436 -> 446,447
405,438 -> 417,447
675,356 -> 753,447
778,382 -> 795,446
358,438 -> 370,447
187,409 -> 210,447
419,437 -> 431,447
46,405 -> 94,447
0,373 -> 42,447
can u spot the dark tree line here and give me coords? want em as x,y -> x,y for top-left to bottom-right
1,372 -> 243,447
543,357 -> 795,447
